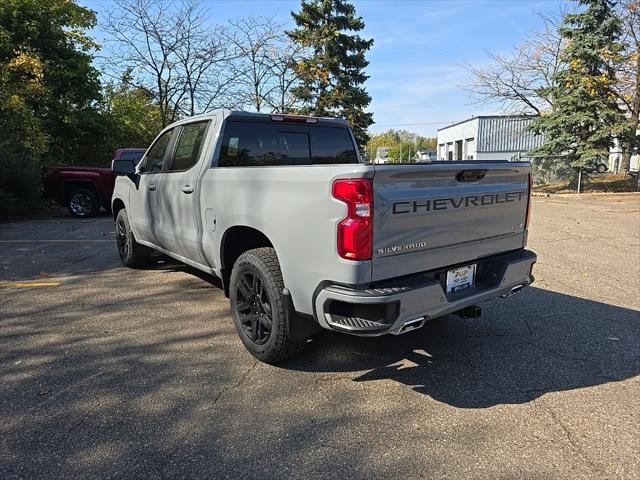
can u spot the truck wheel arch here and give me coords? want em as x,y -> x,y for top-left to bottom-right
112,198 -> 126,221
64,180 -> 100,205
220,226 -> 275,297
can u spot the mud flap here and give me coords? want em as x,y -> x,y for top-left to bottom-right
283,288 -> 324,341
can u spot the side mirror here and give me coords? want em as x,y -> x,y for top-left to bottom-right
112,158 -> 137,175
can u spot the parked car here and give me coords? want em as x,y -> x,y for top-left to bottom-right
111,111 -> 537,363
583,160 -> 609,173
44,148 -> 145,217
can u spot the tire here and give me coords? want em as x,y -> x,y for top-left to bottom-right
115,208 -> 153,268
229,247 -> 307,364
67,187 -> 99,218
597,163 -> 607,173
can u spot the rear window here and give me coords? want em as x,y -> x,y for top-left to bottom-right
218,121 -> 358,167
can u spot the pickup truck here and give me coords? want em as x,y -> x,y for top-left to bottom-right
111,111 -> 536,363
43,148 -> 145,217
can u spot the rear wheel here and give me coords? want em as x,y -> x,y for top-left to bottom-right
597,163 -> 607,173
230,247 -> 307,363
67,188 -> 99,217
115,209 -> 153,268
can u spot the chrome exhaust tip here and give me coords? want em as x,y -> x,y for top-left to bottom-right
397,316 -> 426,334
501,284 -> 525,298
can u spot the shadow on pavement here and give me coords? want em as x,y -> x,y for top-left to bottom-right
1,259 -> 638,477
284,287 -> 640,408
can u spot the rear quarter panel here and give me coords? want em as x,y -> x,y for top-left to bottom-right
199,165 -> 375,315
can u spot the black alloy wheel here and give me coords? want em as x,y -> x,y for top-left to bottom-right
114,208 -> 152,268
229,247 -> 308,363
235,269 -> 273,345
116,214 -> 130,260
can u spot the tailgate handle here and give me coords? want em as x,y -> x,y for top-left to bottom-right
457,170 -> 487,182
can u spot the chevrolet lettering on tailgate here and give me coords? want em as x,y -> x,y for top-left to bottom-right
392,191 -> 526,215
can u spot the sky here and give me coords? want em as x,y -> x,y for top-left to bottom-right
81,0 -> 567,137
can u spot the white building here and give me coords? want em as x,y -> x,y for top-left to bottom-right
609,137 -> 640,172
437,115 -> 545,161
374,146 -> 390,164
438,115 -> 639,172
415,149 -> 436,161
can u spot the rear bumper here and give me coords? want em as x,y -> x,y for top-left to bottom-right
314,249 -> 536,336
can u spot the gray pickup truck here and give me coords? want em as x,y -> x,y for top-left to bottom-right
112,111 -> 536,363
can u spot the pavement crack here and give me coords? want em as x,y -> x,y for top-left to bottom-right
211,360 -> 259,406
536,399 -> 607,475
26,370 -> 104,415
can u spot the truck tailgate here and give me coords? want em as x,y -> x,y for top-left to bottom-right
371,162 -> 530,282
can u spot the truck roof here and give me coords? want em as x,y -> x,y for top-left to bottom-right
165,110 -> 350,129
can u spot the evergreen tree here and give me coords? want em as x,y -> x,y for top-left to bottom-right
532,0 -> 629,172
288,0 -> 374,147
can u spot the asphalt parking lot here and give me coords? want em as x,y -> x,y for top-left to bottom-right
1,194 -> 639,480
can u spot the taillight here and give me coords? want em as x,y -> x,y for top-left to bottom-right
525,172 -> 532,229
332,178 -> 373,260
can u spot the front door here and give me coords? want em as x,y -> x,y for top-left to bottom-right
129,128 -> 175,245
154,120 -> 211,265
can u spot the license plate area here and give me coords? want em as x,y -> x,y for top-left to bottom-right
446,264 -> 476,293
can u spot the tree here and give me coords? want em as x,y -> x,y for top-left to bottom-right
228,16 -> 301,113
531,0 -> 629,172
0,0 -> 102,212
463,9 -> 569,115
101,72 -> 163,154
174,5 -> 236,117
0,49 -> 48,212
365,129 -> 436,162
288,0 -> 374,147
613,0 -> 639,172
264,38 -> 303,113
102,0 -> 235,126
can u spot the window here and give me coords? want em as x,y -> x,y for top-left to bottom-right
220,123 -> 291,167
143,129 -> 173,173
310,127 -> 358,164
171,121 -> 208,171
279,131 -> 311,165
219,120 -> 358,167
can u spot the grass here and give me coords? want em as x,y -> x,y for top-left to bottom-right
534,173 -> 639,194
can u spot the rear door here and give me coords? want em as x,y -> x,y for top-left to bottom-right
154,120 -> 211,264
371,162 -> 530,281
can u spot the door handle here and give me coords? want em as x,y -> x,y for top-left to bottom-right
148,183 -> 156,191
181,185 -> 194,194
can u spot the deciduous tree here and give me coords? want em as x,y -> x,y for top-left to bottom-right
462,9 -> 570,115
102,0 -> 235,126
0,0 -> 102,212
613,0 -> 639,172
